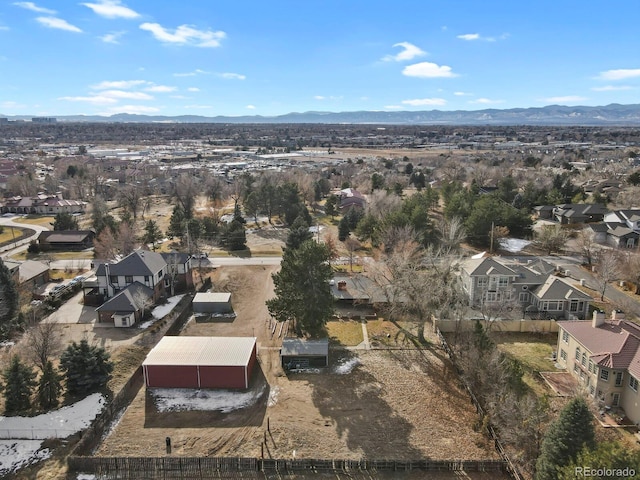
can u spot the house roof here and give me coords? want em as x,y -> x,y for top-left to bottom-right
38,230 -> 93,243
558,320 -> 640,379
96,282 -> 153,313
18,260 -> 49,282
160,252 -> 191,264
532,276 -> 592,301
281,338 -> 329,357
193,292 -> 231,304
461,256 -> 516,277
142,336 -> 256,367
330,275 -> 387,303
96,249 -> 166,277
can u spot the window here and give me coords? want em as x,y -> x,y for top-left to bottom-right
498,277 -> 509,288
477,277 -> 487,288
485,292 -> 498,303
588,360 -> 593,373
560,349 -> 567,360
575,347 -> 581,360
629,376 -> 638,392
589,386 -> 595,396
519,292 -> 530,303
125,275 -> 133,284
580,370 -> 585,380
547,301 -> 562,311
121,318 -> 128,327
574,364 -> 579,374
144,275 -> 150,283
615,371 -> 624,387
581,353 -> 587,367
600,369 -> 609,381
562,331 -> 569,343
569,300 -> 584,312
109,275 -> 118,284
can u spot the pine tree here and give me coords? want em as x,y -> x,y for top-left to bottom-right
0,258 -> 19,340
558,441 -> 640,480
286,216 -> 312,250
38,361 -> 62,410
2,356 -> 36,414
338,216 -> 350,241
60,340 -> 113,396
143,220 -> 163,251
535,397 -> 595,480
167,203 -> 186,239
222,219 -> 247,251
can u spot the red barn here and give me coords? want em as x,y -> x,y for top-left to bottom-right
143,336 -> 257,389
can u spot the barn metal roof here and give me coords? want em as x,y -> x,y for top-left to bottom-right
281,338 -> 329,357
143,336 -> 256,367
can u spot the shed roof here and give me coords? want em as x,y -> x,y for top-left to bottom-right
96,282 -> 153,313
193,292 -> 231,303
281,338 -> 329,357
143,336 -> 256,367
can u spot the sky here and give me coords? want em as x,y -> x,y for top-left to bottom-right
0,0 -> 639,117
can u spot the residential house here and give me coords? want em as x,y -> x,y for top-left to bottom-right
161,252 -> 194,295
556,311 -> 640,425
94,250 -> 168,303
460,255 -> 591,319
37,230 -> 95,251
96,282 -> 154,327
551,203 -> 608,225
1,193 -> 87,215
586,209 -> 640,248
337,188 -> 366,211
330,274 -> 387,317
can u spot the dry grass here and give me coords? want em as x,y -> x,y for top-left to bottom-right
0,226 -> 21,244
12,215 -> 55,227
326,319 -> 364,346
366,319 -> 403,347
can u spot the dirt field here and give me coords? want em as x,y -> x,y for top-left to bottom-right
96,266 -> 499,462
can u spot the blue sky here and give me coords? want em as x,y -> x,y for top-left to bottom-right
1,0 -> 639,117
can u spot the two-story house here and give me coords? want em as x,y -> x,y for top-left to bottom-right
556,311 -> 640,425
460,255 -> 591,319
96,250 -> 167,302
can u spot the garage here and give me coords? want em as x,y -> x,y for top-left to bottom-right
281,338 -> 329,369
143,336 -> 257,389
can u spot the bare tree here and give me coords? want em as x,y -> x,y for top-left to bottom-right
575,228 -> 596,265
24,321 -> 61,372
164,253 -> 182,297
437,216 -> 466,254
594,250 -> 621,301
116,222 -> 138,256
118,185 -> 141,220
93,228 -> 118,261
344,237 -> 361,272
173,174 -> 199,217
131,290 -> 154,321
534,224 -> 569,255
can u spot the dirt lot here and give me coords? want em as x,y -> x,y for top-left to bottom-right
96,266 -> 499,462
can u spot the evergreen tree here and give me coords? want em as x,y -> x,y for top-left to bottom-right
2,356 -> 36,414
38,361 -> 62,410
143,219 -> 163,251
52,212 -> 79,231
167,203 -> 186,239
324,195 -> 338,218
222,219 -> 247,251
267,240 -> 334,336
286,216 -> 313,250
535,397 -> 595,480
0,258 -> 19,339
338,216 -> 350,241
558,441 -> 640,480
60,340 -> 113,396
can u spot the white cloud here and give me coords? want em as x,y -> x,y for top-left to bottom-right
469,98 -> 504,104
383,42 -> 426,62
597,69 -> 640,81
187,87 -> 200,92
91,80 -> 146,90
591,85 -> 633,92
402,98 -> 447,106
542,95 -> 587,103
173,69 -> 209,77
100,90 -> 153,100
384,105 -> 403,110
13,2 -> 56,14
100,31 -> 125,44
402,61 -> 458,78
81,0 -> 139,19
246,105 -> 256,109
58,95 -> 118,105
184,104 -> 212,109
145,85 -> 176,93
457,33 -> 479,41
454,91 -> 472,96
140,23 -> 225,48
170,95 -> 188,99
1,100 -> 27,109
314,95 -> 342,101
314,95 -> 325,100
218,72 -> 245,80
36,16 -> 82,32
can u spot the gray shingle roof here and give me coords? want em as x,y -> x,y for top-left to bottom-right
532,276 -> 592,301
96,282 -> 154,313
281,338 -> 329,357
96,249 -> 166,277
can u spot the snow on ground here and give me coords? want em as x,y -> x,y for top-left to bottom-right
150,384 -> 267,413
499,238 -> 532,253
267,386 -> 280,407
334,357 -> 360,375
0,393 -> 105,476
150,294 -> 185,320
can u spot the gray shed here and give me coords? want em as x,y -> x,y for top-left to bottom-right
192,292 -> 233,314
281,338 -> 329,369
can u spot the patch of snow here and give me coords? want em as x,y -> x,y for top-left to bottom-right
150,384 -> 266,413
334,357 -> 360,375
0,393 -> 105,440
499,238 -> 531,253
0,440 -> 51,477
151,294 -> 185,320
137,318 -> 157,330
0,341 -> 15,348
76,474 -> 97,480
308,225 -> 324,233
267,387 -> 279,407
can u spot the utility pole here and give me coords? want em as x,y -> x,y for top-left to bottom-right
489,221 -> 494,254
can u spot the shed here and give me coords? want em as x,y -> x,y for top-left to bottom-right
281,338 -> 329,369
192,292 -> 233,314
143,336 -> 257,389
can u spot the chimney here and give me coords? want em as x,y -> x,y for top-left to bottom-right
337,280 -> 347,291
592,310 -> 606,328
611,310 -> 625,321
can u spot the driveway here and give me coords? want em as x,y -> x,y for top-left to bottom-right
44,291 -> 97,324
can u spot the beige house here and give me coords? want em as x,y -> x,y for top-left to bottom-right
556,311 -> 640,425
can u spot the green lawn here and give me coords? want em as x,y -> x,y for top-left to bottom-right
326,319 -> 364,346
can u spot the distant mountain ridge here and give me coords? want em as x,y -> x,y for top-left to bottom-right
3,103 -> 640,125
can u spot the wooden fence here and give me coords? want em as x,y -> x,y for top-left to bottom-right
436,328 -> 523,480
67,455 -> 506,478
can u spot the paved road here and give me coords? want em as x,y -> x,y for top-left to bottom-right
0,214 -> 49,258
206,256 -> 282,267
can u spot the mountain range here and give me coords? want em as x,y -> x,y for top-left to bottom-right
2,104 -> 640,125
